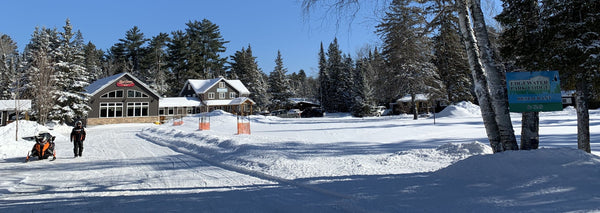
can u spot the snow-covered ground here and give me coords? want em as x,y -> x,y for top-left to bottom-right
1,102 -> 599,212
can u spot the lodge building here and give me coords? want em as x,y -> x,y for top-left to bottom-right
84,72 -> 254,125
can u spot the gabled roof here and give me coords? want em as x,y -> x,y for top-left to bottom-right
181,77 -> 251,96
0,100 -> 32,111
397,94 -> 430,102
204,97 -> 255,106
159,97 -> 202,108
85,72 -> 162,98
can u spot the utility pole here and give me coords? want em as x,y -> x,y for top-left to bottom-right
15,73 -> 19,141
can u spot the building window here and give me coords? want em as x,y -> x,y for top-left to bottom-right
229,92 -> 236,99
127,90 -> 148,98
219,92 -> 225,99
127,102 -> 149,117
101,90 -> 124,98
219,82 -> 225,88
100,102 -> 123,117
208,92 -> 215,99
168,107 -> 174,115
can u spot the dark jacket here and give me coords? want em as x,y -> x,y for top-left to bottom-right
70,126 -> 86,142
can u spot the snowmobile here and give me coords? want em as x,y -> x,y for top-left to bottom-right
24,131 -> 56,162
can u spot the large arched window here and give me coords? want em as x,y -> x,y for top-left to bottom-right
101,90 -> 124,98
127,90 -> 149,98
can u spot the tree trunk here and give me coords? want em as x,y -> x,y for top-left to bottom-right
521,112 -> 539,150
575,76 -> 591,153
469,0 -> 519,151
412,94 -> 418,120
456,0 -> 502,152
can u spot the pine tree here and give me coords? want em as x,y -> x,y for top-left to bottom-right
83,42 -> 105,81
121,26 -> 148,78
432,4 -> 473,104
377,0 -> 443,119
351,57 -> 373,117
268,50 -> 292,109
0,34 -> 19,99
326,38 -> 345,112
22,27 -> 59,124
317,42 -> 330,111
142,33 -> 171,96
166,30 -> 188,96
539,0 -> 600,153
50,19 -> 91,124
229,45 -> 270,111
184,19 -> 229,79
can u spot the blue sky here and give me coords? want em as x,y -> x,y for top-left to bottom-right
0,0 -> 380,77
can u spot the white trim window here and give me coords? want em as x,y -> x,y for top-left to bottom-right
229,92 -> 236,99
99,102 -> 123,117
219,92 -> 226,99
208,92 -> 215,99
127,102 -> 149,117
127,90 -> 149,98
219,82 -> 225,88
101,90 -> 124,98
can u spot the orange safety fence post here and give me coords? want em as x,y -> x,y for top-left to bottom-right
199,114 -> 210,130
236,115 -> 251,135
173,116 -> 184,126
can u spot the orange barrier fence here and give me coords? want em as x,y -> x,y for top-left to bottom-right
237,116 -> 251,135
173,120 -> 184,126
199,116 -> 210,130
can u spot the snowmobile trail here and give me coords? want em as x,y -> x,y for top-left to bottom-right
137,129 -> 358,200
1,124 -> 359,212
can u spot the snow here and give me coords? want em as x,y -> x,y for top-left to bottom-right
1,103 -> 600,212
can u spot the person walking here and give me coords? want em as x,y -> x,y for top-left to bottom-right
70,121 -> 86,157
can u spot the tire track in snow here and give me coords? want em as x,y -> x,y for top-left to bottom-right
137,130 -> 357,202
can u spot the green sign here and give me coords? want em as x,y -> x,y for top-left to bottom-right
506,71 -> 562,112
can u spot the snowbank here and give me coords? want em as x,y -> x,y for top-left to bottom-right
436,101 -> 481,118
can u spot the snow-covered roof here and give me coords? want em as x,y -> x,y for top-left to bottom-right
85,72 -> 162,98
159,97 -> 202,108
397,94 -> 430,102
0,100 -> 32,111
205,97 -> 255,106
183,77 -> 251,95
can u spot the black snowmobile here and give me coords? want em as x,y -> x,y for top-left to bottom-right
24,131 -> 56,162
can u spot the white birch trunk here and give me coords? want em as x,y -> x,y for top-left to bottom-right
469,0 -> 518,151
520,112 -> 539,150
456,0 -> 502,152
575,77 -> 591,153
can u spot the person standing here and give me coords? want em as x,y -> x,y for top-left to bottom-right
70,121 -> 86,157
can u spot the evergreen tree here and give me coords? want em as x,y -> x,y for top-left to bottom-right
166,30 -> 188,96
268,50 -> 292,109
50,19 -> 91,124
120,26 -> 148,78
377,0 -> 443,119
0,34 -> 19,99
83,42 -> 105,81
539,0 -> 600,153
317,42 -> 331,111
326,38 -> 345,112
369,47 -> 392,105
432,4 -> 473,104
142,33 -> 171,96
229,45 -> 270,111
184,19 -> 229,79
21,27 -> 59,124
289,69 -> 308,98
351,57 -> 373,117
